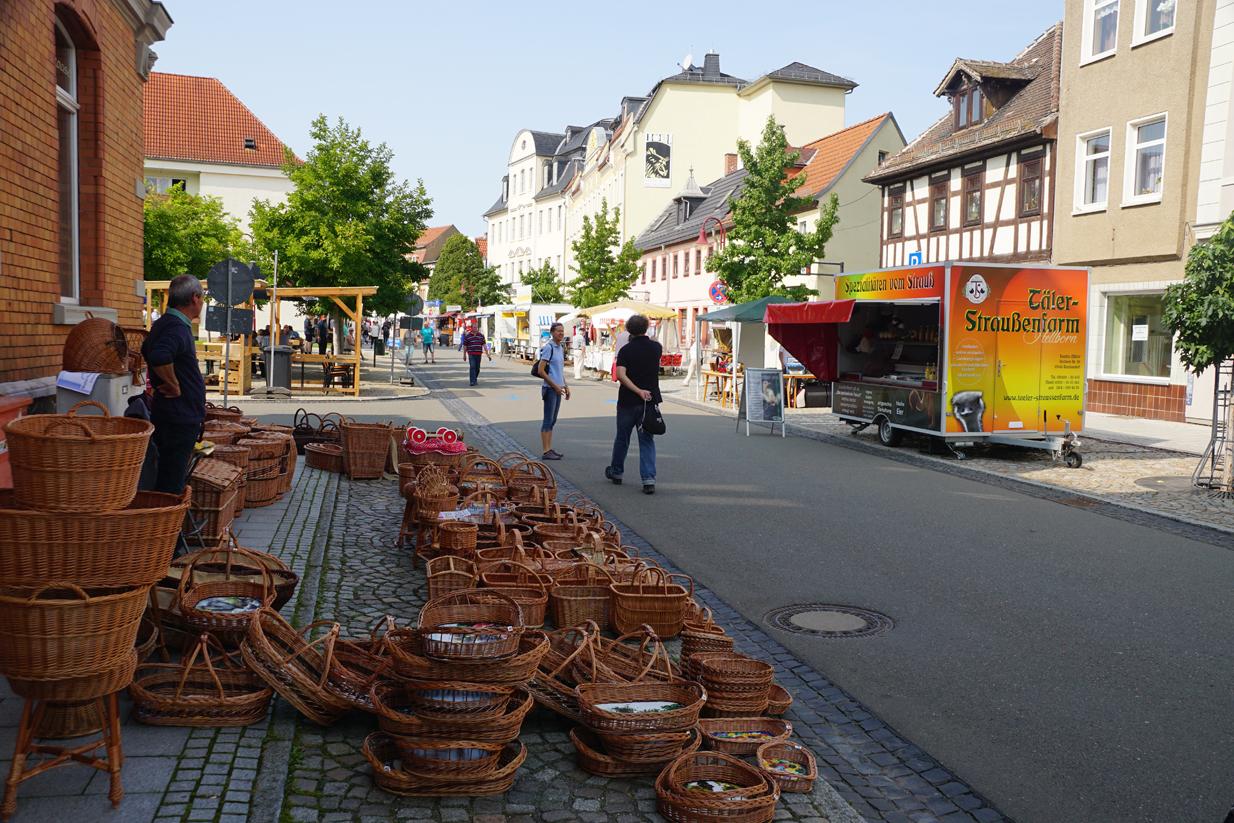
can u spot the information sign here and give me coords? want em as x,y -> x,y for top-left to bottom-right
740,367 -> 786,437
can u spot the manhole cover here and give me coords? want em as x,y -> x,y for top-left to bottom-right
765,604 -> 893,639
1134,475 -> 1195,492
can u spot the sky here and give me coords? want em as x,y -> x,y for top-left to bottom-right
153,1 -> 1064,238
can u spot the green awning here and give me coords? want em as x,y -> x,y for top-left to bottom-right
700,295 -> 794,324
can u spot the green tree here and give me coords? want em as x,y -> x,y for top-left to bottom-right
706,115 -> 839,303
249,115 -> 432,316
523,260 -> 564,303
568,199 -> 640,307
428,234 -> 512,310
1163,213 -> 1234,375
143,187 -> 245,280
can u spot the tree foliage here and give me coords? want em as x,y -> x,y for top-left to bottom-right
249,115 -> 432,316
706,115 -> 839,303
1163,212 -> 1234,373
428,234 -> 512,310
143,187 -> 245,281
568,199 -> 640,308
523,261 -> 565,303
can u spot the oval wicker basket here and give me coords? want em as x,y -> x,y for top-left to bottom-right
130,634 -> 273,727
0,583 -> 148,680
756,739 -> 817,794
363,734 -> 526,797
392,738 -> 506,777
305,442 -> 343,473
239,609 -> 353,726
656,750 -> 780,823
766,683 -> 792,716
698,717 -> 793,755
6,647 -> 138,701
204,403 -> 243,422
374,687 -> 533,744
385,628 -> 548,684
577,681 -> 706,734
0,488 -> 189,587
62,316 -> 128,372
178,547 -> 275,645
4,401 -> 152,512
570,726 -> 701,778
417,589 -> 524,661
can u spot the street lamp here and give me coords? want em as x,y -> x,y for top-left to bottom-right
696,215 -> 727,249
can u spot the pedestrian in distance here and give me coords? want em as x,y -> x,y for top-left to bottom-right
462,324 -> 491,386
571,325 -> 587,381
421,323 -> 436,363
315,315 -> 329,356
605,313 -> 662,494
534,322 -> 569,460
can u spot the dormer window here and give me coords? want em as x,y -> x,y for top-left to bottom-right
954,84 -> 983,130
243,137 -> 257,151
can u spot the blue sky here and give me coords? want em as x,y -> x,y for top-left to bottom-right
154,1 -> 1063,238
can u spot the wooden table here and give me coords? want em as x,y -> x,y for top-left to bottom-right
702,369 -> 738,409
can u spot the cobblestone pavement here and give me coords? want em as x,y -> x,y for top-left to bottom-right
663,384 -> 1234,543
400,365 -> 1009,823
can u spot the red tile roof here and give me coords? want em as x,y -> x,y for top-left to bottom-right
474,236 -> 488,261
791,113 -> 894,198
144,72 -> 292,168
412,225 -> 460,264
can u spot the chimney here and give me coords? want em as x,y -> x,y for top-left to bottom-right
703,52 -> 720,79
724,153 -> 738,175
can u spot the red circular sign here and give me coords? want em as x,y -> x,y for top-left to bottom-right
708,280 -> 728,305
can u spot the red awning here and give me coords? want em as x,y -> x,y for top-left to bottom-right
763,299 -> 855,324
764,300 -> 856,382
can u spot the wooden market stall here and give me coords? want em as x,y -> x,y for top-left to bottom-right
144,281 -> 378,398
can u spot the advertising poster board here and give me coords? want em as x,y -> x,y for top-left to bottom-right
742,368 -> 785,437
945,265 -> 1087,434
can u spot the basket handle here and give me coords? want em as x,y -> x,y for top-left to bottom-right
67,399 -> 112,417
545,622 -> 599,681
42,417 -> 97,439
175,634 -> 232,700
497,559 -> 548,595
631,565 -> 668,591
290,620 -> 341,688
667,572 -> 695,598
24,582 -> 89,603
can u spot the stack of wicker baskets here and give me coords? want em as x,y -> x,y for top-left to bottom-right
187,458 -> 243,549
570,680 -> 705,778
340,419 -> 395,480
0,400 -> 186,817
367,589 -> 543,796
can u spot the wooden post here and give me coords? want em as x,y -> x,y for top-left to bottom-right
354,293 -> 364,397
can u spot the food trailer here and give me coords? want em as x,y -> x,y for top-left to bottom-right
765,263 -> 1089,465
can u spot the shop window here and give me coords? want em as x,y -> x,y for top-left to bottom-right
1103,293 -> 1171,378
1018,156 -> 1042,217
962,167 -> 983,226
1076,129 -> 1111,210
888,186 -> 904,238
929,178 -> 948,231
1125,114 -> 1166,205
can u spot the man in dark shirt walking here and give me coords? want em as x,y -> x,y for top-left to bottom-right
461,324 -> 491,386
142,274 -> 207,494
604,314 -> 662,494
316,316 -> 330,356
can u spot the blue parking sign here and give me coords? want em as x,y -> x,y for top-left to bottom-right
908,251 -> 923,266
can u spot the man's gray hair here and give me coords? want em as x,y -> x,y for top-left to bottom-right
168,274 -> 203,309
626,314 -> 649,336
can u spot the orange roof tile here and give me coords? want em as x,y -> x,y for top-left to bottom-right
474,236 -> 488,261
415,225 -> 454,251
791,113 -> 892,199
144,72 -> 292,168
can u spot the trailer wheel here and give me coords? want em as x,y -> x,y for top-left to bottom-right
877,417 -> 903,447
1064,451 -> 1083,469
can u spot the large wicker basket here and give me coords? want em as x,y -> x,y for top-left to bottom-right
0,583 -> 148,680
417,588 -> 523,661
305,442 -> 343,473
577,681 -> 706,734
240,609 -> 353,726
62,316 -> 129,372
363,734 -> 526,797
130,634 -> 273,727
341,419 -> 395,480
0,488 -> 189,587
187,458 -> 242,544
4,400 -> 152,512
177,548 -> 274,644
209,444 -> 250,516
609,566 -> 692,638
656,750 -> 780,823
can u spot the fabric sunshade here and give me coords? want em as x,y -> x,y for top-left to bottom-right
764,300 -> 857,382
701,295 -> 794,324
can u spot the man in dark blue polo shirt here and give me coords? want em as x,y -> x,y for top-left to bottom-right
142,274 -> 207,494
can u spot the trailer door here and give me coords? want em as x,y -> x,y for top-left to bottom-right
993,300 -> 1042,432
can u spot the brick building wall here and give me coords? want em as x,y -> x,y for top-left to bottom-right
0,0 -> 167,395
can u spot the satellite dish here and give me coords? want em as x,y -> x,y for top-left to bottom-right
682,53 -> 694,70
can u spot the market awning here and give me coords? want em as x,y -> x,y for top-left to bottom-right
702,295 -> 794,324
764,300 -> 857,382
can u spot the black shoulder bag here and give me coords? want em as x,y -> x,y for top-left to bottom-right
640,400 -> 666,436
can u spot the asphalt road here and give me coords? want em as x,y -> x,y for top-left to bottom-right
409,353 -> 1234,823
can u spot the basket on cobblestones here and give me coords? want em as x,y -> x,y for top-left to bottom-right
417,588 -> 524,661
0,488 -> 188,588
549,561 -> 615,629
293,409 -> 341,454
756,740 -> 816,794
570,726 -> 701,778
177,546 -> 274,644
242,459 -> 283,508
5,400 -> 152,512
187,458 -> 242,542
610,566 -> 692,637
436,521 -> 478,555
426,556 -> 477,601
130,633 -> 272,727
363,734 -> 526,797
386,628 -> 548,684
591,626 -> 682,685
698,654 -> 775,694
170,534 -> 298,611
698,717 -> 793,755
209,444 -> 251,516
656,750 -> 780,823
0,583 -> 148,681
528,623 -> 600,721
681,607 -> 735,661
477,561 -> 549,628
399,680 -> 516,719
766,683 -> 792,716
305,442 -> 344,473
340,418 -> 395,480
241,609 -> 354,725
501,458 -> 556,503
249,430 -> 296,493
456,455 -> 508,499
577,681 -> 706,734
596,725 -> 700,764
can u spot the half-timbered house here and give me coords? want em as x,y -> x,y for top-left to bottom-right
865,24 -> 1061,267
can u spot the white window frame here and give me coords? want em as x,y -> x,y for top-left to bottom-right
1097,288 -> 1172,384
1073,127 -> 1112,214
1132,0 -> 1176,47
1123,113 -> 1167,207
55,18 -> 80,304
1081,0 -> 1121,66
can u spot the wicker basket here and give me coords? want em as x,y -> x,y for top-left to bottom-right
386,628 -> 548,684
610,567 -> 692,638
549,562 -> 615,629
130,634 -> 273,727
209,444 -> 250,516
249,430 -> 295,493
293,409 -> 341,454
436,521 -> 478,555
0,583 -> 147,680
204,403 -> 244,422
656,751 -> 780,823
590,626 -> 682,686
169,535 -> 298,612
595,726 -> 699,764
417,589 -> 523,661
477,561 -> 549,628
0,488 -> 188,588
426,557 -> 477,601
502,458 -> 556,503
135,615 -> 160,662
681,606 -> 733,659
698,717 -> 793,755
392,737 -> 506,777
4,400 -> 152,512
177,547 -> 275,645
577,681 -> 706,734
570,726 -> 701,778
363,734 -> 526,797
456,455 -> 508,499
6,647 -> 137,701
698,654 -> 775,695
187,458 -> 242,543
62,316 -> 129,372
240,609 -> 354,726
340,419 -> 394,480
243,460 -> 283,507
766,683 -> 792,717
756,740 -> 816,794
305,442 -> 343,472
